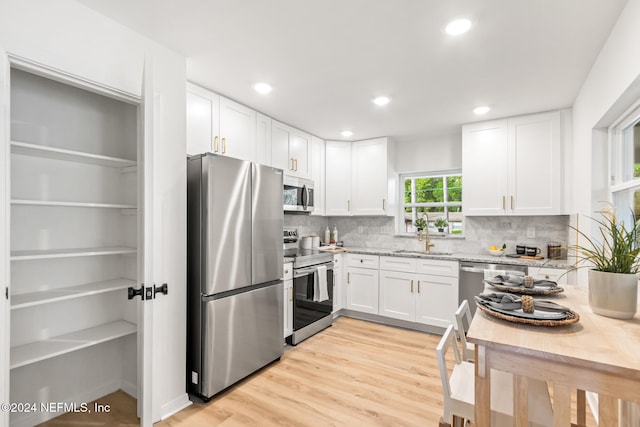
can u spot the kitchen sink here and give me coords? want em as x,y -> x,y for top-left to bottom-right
393,249 -> 452,256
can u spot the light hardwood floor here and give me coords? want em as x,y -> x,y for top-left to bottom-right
39,316 -> 596,426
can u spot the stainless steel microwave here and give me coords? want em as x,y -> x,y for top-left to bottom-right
283,175 -> 314,212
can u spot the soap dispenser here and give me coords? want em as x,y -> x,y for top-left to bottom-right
332,225 -> 338,245
324,226 -> 330,245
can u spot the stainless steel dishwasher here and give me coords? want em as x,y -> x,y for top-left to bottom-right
459,261 -> 528,316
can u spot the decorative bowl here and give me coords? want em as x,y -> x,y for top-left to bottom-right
489,249 -> 505,256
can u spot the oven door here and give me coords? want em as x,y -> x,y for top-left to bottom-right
292,263 -> 334,331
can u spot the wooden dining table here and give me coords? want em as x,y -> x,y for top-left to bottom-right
467,284 -> 640,426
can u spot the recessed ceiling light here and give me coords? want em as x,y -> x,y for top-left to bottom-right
341,130 -> 353,137
473,106 -> 491,115
373,96 -> 391,106
445,18 -> 472,36
253,82 -> 272,94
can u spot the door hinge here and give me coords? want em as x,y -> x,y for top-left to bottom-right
128,283 -> 169,300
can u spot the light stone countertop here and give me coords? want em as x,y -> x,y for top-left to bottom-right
325,246 -> 571,269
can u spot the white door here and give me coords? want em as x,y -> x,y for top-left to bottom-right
271,121 -> 291,173
219,96 -> 256,161
351,138 -> 387,215
462,120 -> 509,216
378,270 -> 415,321
346,267 -> 378,314
415,275 -> 458,328
508,111 -> 562,215
0,47 -> 9,427
186,84 -> 219,156
325,141 -> 352,215
289,130 -> 310,178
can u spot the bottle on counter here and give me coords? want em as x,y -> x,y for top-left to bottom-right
329,226 -> 335,244
324,226 -> 330,245
332,225 -> 338,245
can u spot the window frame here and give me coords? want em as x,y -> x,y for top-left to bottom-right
396,170 -> 463,236
609,100 -> 640,226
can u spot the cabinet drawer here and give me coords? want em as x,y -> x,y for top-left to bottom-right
529,267 -> 566,285
283,262 -> 293,280
380,256 -> 417,273
347,253 -> 379,269
415,259 -> 458,278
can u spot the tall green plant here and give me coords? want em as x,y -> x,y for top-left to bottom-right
571,203 -> 640,274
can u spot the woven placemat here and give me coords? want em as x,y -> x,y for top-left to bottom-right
476,303 -> 580,326
487,282 -> 565,296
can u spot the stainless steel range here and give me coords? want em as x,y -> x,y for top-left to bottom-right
284,229 -> 334,345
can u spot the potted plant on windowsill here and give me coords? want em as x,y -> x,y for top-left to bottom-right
571,203 -> 640,319
414,217 -> 427,232
435,217 -> 448,233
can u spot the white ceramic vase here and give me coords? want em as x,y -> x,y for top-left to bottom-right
588,269 -> 638,320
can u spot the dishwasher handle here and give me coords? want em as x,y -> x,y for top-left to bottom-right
460,266 -> 487,273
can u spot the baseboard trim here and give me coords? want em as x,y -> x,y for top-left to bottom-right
338,310 -> 446,335
160,393 -> 192,421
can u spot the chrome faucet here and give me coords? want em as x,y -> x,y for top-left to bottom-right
418,228 -> 435,254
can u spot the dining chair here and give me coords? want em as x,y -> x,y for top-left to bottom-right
436,324 -> 554,427
453,300 -> 475,362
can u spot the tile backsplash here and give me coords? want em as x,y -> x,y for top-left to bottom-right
284,214 -> 569,257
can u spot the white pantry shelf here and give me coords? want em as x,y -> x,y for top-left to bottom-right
10,320 -> 137,369
11,141 -> 137,168
11,278 -> 136,310
11,199 -> 137,209
11,246 -> 137,261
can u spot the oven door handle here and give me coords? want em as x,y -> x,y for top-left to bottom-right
293,263 -> 334,278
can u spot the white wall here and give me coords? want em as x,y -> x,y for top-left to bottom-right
571,0 -> 640,283
395,132 -> 462,173
0,0 -> 188,425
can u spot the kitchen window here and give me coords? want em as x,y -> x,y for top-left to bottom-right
610,103 -> 640,226
399,172 -> 463,235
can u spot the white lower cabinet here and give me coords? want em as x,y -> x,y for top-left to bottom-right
346,254 -> 379,314
283,262 -> 293,338
529,266 -> 567,285
378,257 -> 458,328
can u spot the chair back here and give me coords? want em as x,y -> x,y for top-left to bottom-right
454,299 -> 474,362
436,324 -> 461,400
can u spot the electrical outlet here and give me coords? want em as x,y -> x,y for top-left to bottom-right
527,227 -> 535,238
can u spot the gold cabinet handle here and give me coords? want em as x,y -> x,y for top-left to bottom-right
290,158 -> 294,171
410,280 -> 414,293
417,280 -> 421,293
347,272 -> 350,284
502,195 -> 506,210
382,198 -> 386,210
347,200 -> 351,211
511,195 -> 514,210
284,269 -> 289,274
222,137 -> 227,154
294,158 -> 298,171
214,136 -> 219,153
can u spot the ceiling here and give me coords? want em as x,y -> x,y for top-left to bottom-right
76,0 -> 627,142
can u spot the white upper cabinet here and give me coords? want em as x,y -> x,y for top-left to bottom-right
462,110 -> 564,216
271,120 -> 310,178
186,82 -> 256,161
325,137 -> 395,216
310,136 -> 325,215
256,112 -> 272,166
325,140 -> 352,215
351,137 -> 395,216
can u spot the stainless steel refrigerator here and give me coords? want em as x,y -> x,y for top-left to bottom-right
187,153 -> 284,399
